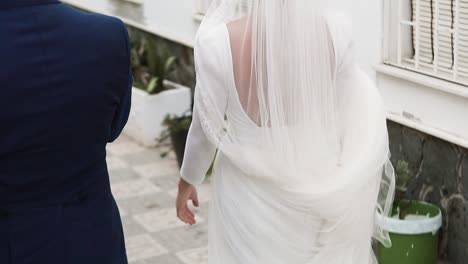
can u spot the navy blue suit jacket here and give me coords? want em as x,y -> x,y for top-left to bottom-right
0,1 -> 132,263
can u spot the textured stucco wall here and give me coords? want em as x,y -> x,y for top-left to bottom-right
388,120 -> 468,264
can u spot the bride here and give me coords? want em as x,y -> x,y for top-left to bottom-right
176,0 -> 395,263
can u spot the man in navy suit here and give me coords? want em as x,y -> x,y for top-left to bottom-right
0,1 -> 132,263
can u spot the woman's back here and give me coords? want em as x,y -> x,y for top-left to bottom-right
180,2 -> 395,263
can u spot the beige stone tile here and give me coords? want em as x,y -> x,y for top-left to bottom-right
176,247 -> 208,264
133,159 -> 179,179
107,136 -> 146,156
111,179 -> 161,200
125,234 -> 169,262
106,156 -> 129,170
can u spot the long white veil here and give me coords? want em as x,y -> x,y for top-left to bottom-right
192,0 -> 395,262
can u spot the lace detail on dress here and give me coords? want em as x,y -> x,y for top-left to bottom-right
196,88 -> 225,146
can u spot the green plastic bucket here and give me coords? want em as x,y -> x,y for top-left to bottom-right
376,200 -> 442,264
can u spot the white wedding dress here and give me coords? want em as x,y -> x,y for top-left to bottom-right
181,2 -> 394,263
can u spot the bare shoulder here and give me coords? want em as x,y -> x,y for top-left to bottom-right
226,18 -> 252,61
226,17 -> 250,46
227,17 -> 248,36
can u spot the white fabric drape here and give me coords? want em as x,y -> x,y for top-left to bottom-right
181,1 -> 395,263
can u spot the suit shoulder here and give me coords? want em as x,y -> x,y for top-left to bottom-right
60,5 -> 128,45
87,12 -> 127,33
96,14 -> 129,51
60,4 -> 123,26
57,5 -> 131,75
85,13 -> 128,43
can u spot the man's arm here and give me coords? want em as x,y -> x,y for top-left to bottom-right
109,20 -> 133,142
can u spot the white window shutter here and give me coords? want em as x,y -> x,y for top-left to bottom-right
458,0 -> 468,75
410,0 -> 468,78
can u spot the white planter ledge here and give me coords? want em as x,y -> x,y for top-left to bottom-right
123,80 -> 191,147
121,0 -> 143,5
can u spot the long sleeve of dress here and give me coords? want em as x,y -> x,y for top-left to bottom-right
180,93 -> 217,185
180,27 -> 229,185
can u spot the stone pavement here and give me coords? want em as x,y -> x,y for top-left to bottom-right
106,135 -> 210,264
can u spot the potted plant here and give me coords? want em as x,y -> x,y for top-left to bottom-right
158,112 -> 192,167
376,160 -> 443,264
124,36 -> 191,147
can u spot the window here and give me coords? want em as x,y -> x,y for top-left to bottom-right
384,0 -> 468,86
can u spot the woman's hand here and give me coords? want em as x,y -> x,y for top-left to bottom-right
176,178 -> 199,225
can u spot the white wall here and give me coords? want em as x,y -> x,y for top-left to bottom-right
342,0 -> 384,79
64,0 -> 199,47
65,0 -> 385,78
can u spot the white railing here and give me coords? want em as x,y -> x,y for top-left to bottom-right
391,0 -> 468,85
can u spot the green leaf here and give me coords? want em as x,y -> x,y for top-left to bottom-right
142,39 -> 178,94
147,77 -> 159,94
164,56 -> 177,76
146,38 -> 158,75
130,49 -> 140,68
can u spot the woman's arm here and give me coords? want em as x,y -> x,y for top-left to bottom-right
176,29 -> 228,224
180,99 -> 217,185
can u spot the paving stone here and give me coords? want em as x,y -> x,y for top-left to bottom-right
134,159 -> 179,178
111,179 -> 161,200
117,192 -> 176,216
133,254 -> 184,264
125,234 -> 169,262
150,175 -> 179,191
107,135 -> 147,156
120,149 -> 169,166
176,247 -> 208,264
107,156 -> 130,170
153,225 -> 208,253
109,167 -> 141,184
121,216 -> 148,237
